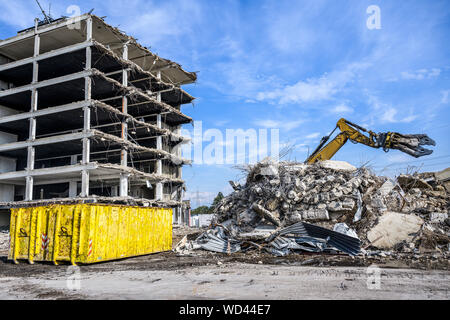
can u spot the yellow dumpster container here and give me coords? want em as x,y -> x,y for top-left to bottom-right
8,204 -> 173,265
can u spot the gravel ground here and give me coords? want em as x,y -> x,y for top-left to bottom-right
0,261 -> 448,300
0,226 -> 448,300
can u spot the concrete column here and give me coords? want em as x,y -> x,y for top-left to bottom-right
25,19 -> 40,201
120,42 -> 129,197
80,102 -> 90,197
81,20 -> 92,197
155,71 -> 163,201
175,124 -> 182,179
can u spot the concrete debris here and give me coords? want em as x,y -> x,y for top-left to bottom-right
353,191 -> 363,222
429,212 -> 448,224
229,181 -> 242,191
319,160 -> 357,172
435,168 -> 450,192
301,208 -> 328,221
174,235 -> 188,253
367,212 -> 424,249
237,224 -> 276,241
397,174 -> 433,191
0,226 -> 9,253
378,179 -> 396,197
181,160 -> 448,257
251,203 -> 281,226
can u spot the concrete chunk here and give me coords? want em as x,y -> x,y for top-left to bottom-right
367,212 -> 423,249
397,174 -> 432,191
302,208 -> 330,221
378,179 -> 395,196
429,212 -> 448,223
319,160 -> 357,172
252,203 -> 281,226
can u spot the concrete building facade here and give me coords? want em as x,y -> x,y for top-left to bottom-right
0,14 -> 195,224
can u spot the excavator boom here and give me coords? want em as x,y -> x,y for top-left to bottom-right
305,118 -> 435,164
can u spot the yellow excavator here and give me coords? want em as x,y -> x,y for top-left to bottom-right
305,118 -> 436,164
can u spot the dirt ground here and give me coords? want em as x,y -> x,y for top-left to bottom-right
0,226 -> 448,300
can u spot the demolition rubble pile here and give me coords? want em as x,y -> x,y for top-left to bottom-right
177,159 -> 449,256
0,226 -> 9,252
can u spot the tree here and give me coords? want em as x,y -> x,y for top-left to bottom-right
191,206 -> 211,215
191,192 -> 225,214
212,192 -> 224,207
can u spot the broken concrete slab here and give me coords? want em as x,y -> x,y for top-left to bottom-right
367,212 -> 424,249
378,179 -> 396,196
319,160 -> 357,172
434,167 -> 450,182
434,167 -> 450,192
302,208 -> 330,221
237,224 -> 277,241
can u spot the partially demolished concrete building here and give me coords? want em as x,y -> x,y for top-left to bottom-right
0,14 -> 195,222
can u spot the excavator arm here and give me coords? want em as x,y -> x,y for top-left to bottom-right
305,118 -> 435,164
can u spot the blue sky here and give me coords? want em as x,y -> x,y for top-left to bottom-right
0,0 -> 449,207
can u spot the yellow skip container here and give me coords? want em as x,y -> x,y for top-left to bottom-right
8,204 -> 173,265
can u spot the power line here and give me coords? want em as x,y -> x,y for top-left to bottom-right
371,154 -> 450,168
376,161 -> 449,171
377,161 -> 449,168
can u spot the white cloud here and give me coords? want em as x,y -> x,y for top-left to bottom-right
206,35 -> 280,100
256,75 -> 337,104
214,120 -> 229,127
364,93 -> 419,124
305,132 -> 320,139
400,68 -> 441,80
441,90 -> 450,104
283,120 -> 306,131
254,119 -> 304,131
332,104 -> 354,114
256,63 -> 369,105
254,120 -> 280,128
94,0 -> 204,52
380,108 -> 417,123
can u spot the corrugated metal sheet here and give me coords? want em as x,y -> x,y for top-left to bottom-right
268,222 -> 360,256
195,226 -> 240,253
